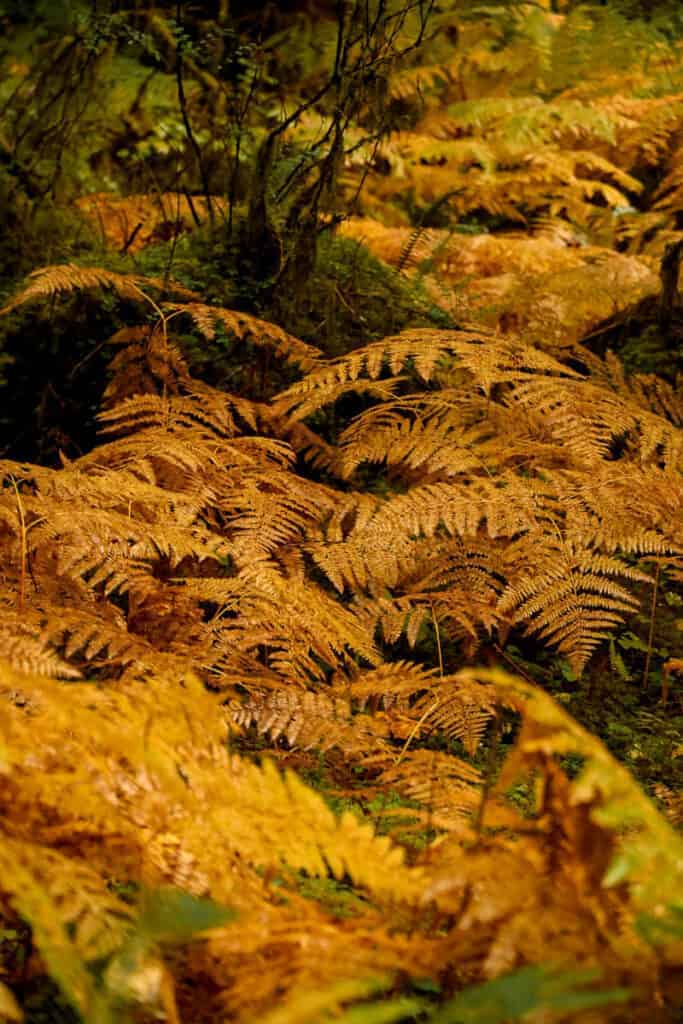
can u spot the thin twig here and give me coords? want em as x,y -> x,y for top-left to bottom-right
642,562 -> 661,690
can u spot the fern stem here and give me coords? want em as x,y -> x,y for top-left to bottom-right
394,606 -> 444,766
642,562 -> 661,691
394,697 -> 439,767
431,601 -> 444,678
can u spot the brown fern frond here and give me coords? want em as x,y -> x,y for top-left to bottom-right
228,688 -> 391,755
498,536 -> 650,674
410,677 -> 498,757
378,749 -> 482,831
337,408 -> 487,481
179,565 -> 379,684
275,328 -> 577,421
560,464 -> 683,556
164,302 -> 323,371
0,623 -> 81,679
0,264 -> 196,317
74,191 -> 227,252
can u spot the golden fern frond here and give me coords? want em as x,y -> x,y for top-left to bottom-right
509,376 -> 645,463
45,607 -> 154,672
404,536 -> 505,626
77,426 -> 230,480
276,376 -> 403,424
498,536 -> 650,674
337,408 -> 487,481
467,666 -> 683,915
509,357 -> 683,468
224,758 -> 422,900
275,328 -> 577,421
392,131 -> 497,172
0,264 -> 196,317
164,302 -> 322,371
0,619 -> 82,679
366,473 -> 549,541
353,592 -> 434,648
228,688 -> 391,755
180,564 -> 379,683
2,667 -> 422,904
273,331 -> 462,419
223,471 -> 336,563
74,191 -> 227,252
307,472 -> 555,600
378,749 -> 482,831
2,459 -> 212,530
411,677 -> 498,757
340,535 -> 503,655
561,465 -> 683,556
206,909 -> 439,1022
348,663 -> 499,753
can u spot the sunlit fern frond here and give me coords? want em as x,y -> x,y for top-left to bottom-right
508,375 -> 649,463
0,263 -> 196,317
510,369 -> 683,469
77,426 -> 220,479
369,472 -> 552,541
336,405 -> 488,481
274,328 -> 578,421
0,616 -> 82,679
378,749 -> 482,832
219,468 -> 337,563
179,564 -> 379,684
164,302 -> 323,371
308,472 -> 555,599
560,464 -> 683,557
228,688 -> 391,755
44,606 -> 157,674
498,535 -> 650,675
412,676 -> 498,757
1,668 -> 422,904
403,536 -> 505,633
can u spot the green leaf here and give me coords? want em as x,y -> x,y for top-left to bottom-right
617,631 -> 649,653
432,966 -> 629,1023
137,888 -> 236,944
609,638 -> 630,681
